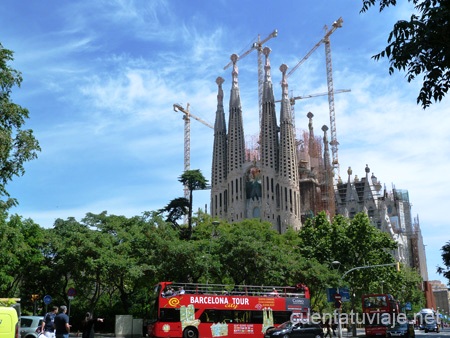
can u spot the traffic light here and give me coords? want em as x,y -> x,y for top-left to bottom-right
31,294 -> 39,302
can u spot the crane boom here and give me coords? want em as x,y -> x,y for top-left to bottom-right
223,29 -> 278,128
274,89 -> 350,104
223,29 -> 278,70
287,17 -> 343,79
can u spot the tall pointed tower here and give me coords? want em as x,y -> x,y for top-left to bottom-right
210,49 -> 302,232
276,62 -> 301,231
210,77 -> 227,218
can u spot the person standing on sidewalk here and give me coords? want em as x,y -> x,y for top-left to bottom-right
54,306 -> 70,338
81,312 -> 104,338
324,319 -> 332,338
41,306 -> 58,338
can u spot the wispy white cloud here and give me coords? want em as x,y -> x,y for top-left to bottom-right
3,0 -> 449,284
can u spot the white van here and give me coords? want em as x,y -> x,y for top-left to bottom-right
0,306 -> 19,338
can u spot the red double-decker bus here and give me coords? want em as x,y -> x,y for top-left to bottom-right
147,281 -> 311,338
362,293 -> 400,337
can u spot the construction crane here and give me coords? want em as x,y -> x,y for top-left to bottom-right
275,89 -> 351,129
324,17 -> 343,177
173,103 -> 213,200
223,29 -> 278,125
286,17 -> 342,80
282,17 -> 343,176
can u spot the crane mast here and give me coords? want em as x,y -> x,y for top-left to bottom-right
224,29 -> 278,125
278,18 -> 344,135
173,103 -> 213,201
324,17 -> 343,177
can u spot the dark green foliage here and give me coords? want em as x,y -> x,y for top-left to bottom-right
437,241 -> 450,286
0,210 -> 425,322
360,0 -> 450,108
0,44 -> 41,206
158,197 -> 189,228
177,169 -> 208,238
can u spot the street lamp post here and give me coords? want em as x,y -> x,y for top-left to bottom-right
330,261 -> 343,338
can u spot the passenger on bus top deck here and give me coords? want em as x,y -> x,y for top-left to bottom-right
162,287 -> 174,297
270,288 -> 280,297
179,287 -> 185,295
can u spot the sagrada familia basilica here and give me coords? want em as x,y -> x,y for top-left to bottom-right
208,47 -> 428,285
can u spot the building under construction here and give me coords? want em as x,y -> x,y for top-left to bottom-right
210,50 -> 301,232
206,22 -> 428,289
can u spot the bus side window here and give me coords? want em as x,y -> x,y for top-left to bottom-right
250,311 -> 263,324
160,308 -> 180,322
200,310 -> 219,323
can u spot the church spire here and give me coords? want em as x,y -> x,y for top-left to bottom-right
260,47 -> 278,171
278,63 -> 301,231
226,54 -> 247,222
211,77 -> 228,219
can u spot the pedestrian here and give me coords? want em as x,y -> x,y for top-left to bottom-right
54,305 -> 70,338
81,312 -> 104,338
41,306 -> 58,338
324,319 -> 332,338
332,319 -> 337,336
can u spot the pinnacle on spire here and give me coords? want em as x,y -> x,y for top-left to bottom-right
280,64 -> 289,100
262,47 -> 272,83
322,124 -> 331,169
231,54 -> 239,88
216,76 -> 224,104
322,125 -> 329,141
307,112 -> 314,137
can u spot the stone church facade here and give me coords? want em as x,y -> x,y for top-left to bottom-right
210,48 -> 302,233
208,48 -> 427,280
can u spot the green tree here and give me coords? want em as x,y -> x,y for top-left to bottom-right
158,197 -> 189,229
361,0 -> 450,108
0,44 -> 41,207
178,169 -> 208,238
437,240 -> 450,285
0,212 -> 44,299
298,212 -> 405,328
202,219 -> 297,286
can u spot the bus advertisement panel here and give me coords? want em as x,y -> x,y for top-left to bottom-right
148,282 -> 311,338
362,294 -> 399,337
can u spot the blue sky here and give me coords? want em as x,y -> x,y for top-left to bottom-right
2,0 -> 449,285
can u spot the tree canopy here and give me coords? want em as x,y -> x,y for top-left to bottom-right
0,44 -> 41,207
361,0 -> 450,108
437,241 -> 450,285
0,210 -> 425,329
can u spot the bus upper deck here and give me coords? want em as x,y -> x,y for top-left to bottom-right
158,282 -> 310,299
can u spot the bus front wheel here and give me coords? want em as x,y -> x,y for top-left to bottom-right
183,327 -> 199,338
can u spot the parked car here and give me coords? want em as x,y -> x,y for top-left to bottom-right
264,321 -> 324,338
387,322 -> 415,338
20,316 -> 43,338
424,321 -> 439,333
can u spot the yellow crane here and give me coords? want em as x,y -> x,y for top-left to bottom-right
224,29 -> 278,125
173,103 -> 213,200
